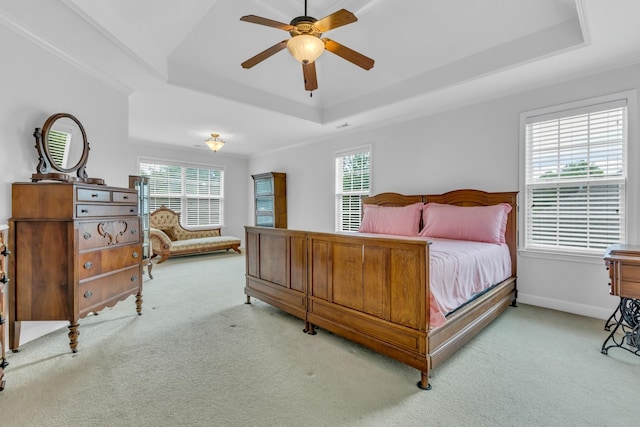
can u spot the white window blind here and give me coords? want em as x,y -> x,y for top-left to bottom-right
524,98 -> 627,254
48,129 -> 71,168
139,160 -> 224,227
335,147 -> 371,232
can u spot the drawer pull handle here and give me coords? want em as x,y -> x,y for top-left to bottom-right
91,193 -> 99,198
132,251 -> 139,259
123,195 -> 129,200
84,290 -> 93,299
0,274 -> 8,284
131,229 -> 137,235
83,232 -> 92,240
131,275 -> 138,282
84,261 -> 93,269
81,209 -> 89,214
1,245 -> 10,256
129,209 -> 135,213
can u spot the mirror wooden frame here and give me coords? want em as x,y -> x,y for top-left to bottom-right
32,113 -> 104,184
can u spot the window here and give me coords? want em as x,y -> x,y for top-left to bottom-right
522,94 -> 629,255
335,147 -> 371,232
48,129 -> 72,168
139,159 -> 224,227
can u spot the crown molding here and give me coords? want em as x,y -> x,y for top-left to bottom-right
0,8 -> 133,95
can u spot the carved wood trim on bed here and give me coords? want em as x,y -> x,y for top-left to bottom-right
245,189 -> 518,390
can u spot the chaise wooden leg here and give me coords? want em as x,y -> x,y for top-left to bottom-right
417,371 -> 432,390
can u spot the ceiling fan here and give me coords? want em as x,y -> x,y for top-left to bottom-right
240,0 -> 374,93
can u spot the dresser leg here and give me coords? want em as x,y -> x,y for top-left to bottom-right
68,322 -> 79,353
9,320 -> 21,352
136,292 -> 143,315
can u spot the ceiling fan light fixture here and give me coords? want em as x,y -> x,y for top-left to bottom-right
205,133 -> 225,152
287,34 -> 324,64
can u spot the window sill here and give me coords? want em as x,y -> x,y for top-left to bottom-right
518,248 -> 606,265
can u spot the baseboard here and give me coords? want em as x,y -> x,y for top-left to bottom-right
518,293 -> 616,320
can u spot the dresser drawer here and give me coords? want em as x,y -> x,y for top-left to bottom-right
78,244 -> 142,280
112,191 -> 136,203
78,219 -> 141,250
76,204 -> 138,217
78,266 -> 141,314
77,188 -> 111,202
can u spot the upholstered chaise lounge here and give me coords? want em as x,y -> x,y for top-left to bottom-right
149,206 -> 241,267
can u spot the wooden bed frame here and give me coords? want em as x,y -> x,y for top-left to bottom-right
244,189 -> 518,389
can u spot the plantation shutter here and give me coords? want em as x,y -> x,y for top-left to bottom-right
335,148 -> 371,232
524,99 -> 627,253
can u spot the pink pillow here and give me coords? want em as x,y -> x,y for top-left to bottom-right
358,203 -> 424,237
419,202 -> 512,243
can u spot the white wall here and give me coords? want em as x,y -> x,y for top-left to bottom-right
249,62 -> 640,321
1,24 -> 249,346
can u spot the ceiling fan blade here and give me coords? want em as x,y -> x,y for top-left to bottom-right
324,39 -> 374,70
241,40 -> 288,69
302,62 -> 318,91
240,15 -> 294,31
314,9 -> 357,33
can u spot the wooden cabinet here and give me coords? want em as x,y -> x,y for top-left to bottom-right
602,244 -> 640,356
129,175 -> 152,279
8,182 -> 143,353
252,172 -> 287,228
604,244 -> 640,299
0,225 -> 9,391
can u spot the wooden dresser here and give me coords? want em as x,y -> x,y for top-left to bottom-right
0,224 -> 9,391
9,182 -> 143,353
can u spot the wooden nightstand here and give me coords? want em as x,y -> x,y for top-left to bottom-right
602,244 -> 640,356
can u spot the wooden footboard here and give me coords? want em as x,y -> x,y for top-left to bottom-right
244,189 -> 518,390
306,232 -> 430,373
245,227 -> 308,321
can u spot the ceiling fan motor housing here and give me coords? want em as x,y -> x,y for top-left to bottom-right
289,16 -> 322,37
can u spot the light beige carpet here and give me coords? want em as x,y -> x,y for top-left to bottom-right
0,252 -> 638,427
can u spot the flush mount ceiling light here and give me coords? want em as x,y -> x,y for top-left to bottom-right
205,133 -> 225,152
240,0 -> 374,93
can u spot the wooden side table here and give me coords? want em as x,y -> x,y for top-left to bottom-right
602,244 -> 640,356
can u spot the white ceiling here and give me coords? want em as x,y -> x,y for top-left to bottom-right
3,0 -> 640,156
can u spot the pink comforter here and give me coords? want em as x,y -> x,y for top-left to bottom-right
427,238 -> 512,328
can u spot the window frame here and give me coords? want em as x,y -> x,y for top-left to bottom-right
519,91 -> 637,261
334,145 -> 372,232
138,157 -> 226,229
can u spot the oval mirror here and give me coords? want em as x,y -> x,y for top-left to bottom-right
32,113 -> 92,182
